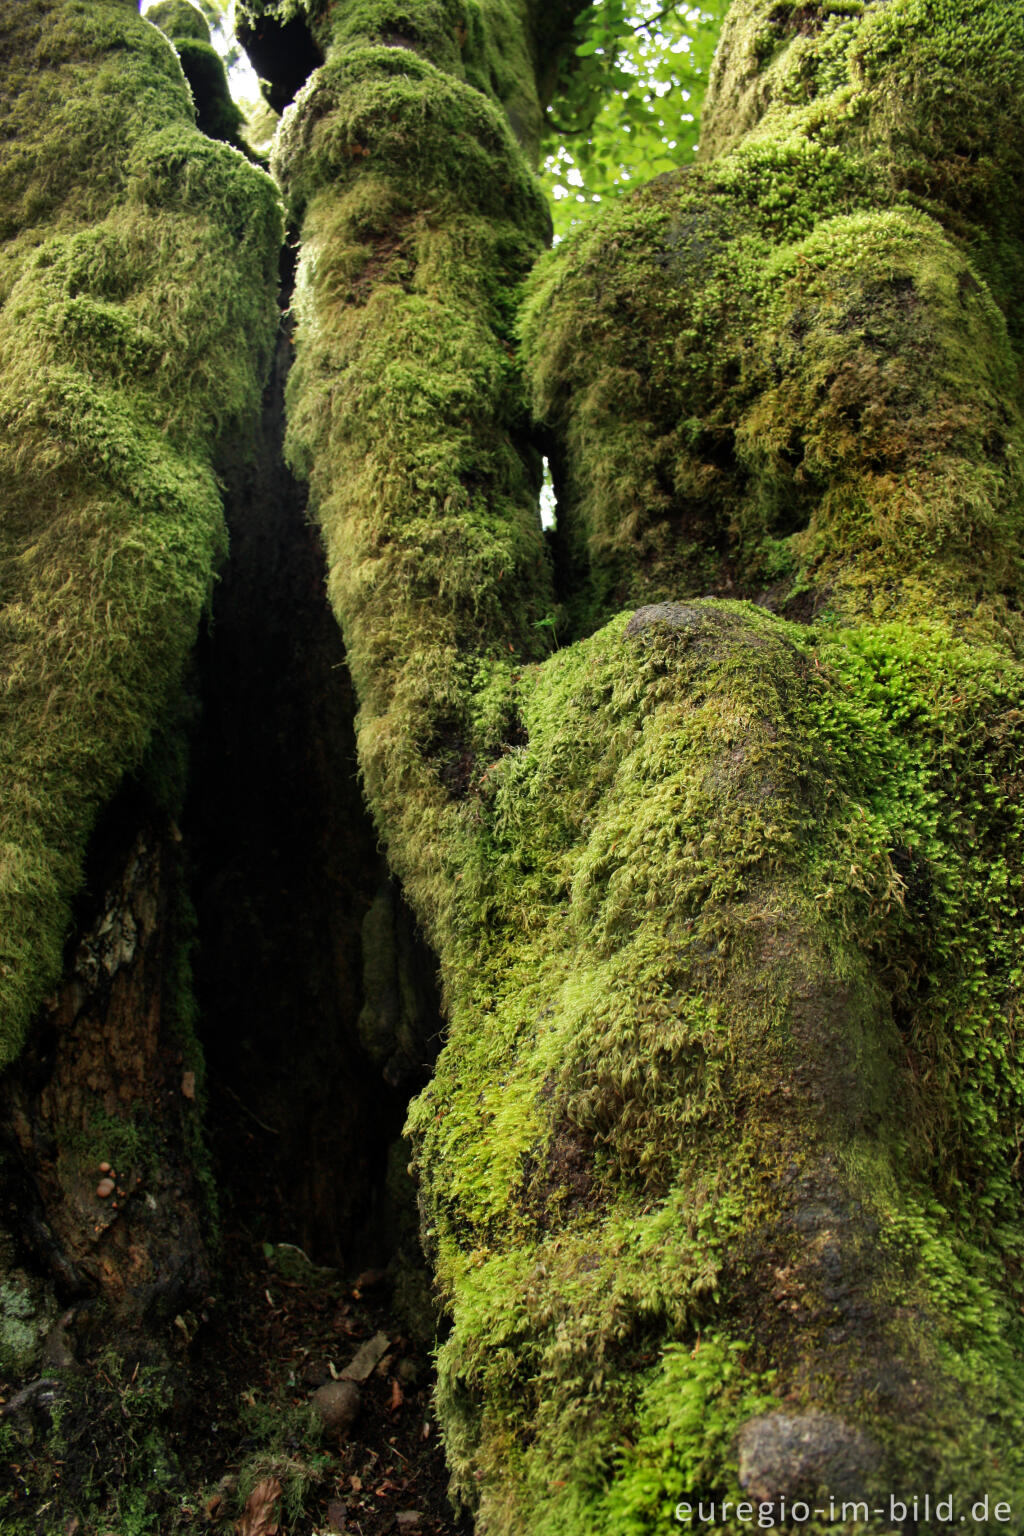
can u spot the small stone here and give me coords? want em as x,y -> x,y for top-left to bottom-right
395,1357 -> 418,1385
737,1410 -> 879,1504
310,1378 -> 360,1436
395,1512 -> 422,1530
96,1178 -> 115,1198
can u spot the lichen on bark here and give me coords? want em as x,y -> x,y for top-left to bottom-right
270,0 -> 1024,1529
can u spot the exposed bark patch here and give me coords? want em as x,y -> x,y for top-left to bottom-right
519,1122 -> 601,1227
769,3 -> 826,37
348,232 -> 413,306
437,742 -> 477,799
0,806 -> 211,1332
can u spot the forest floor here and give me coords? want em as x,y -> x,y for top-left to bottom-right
167,1225 -> 472,1536
0,1224 -> 470,1536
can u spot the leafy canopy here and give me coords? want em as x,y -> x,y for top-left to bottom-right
542,0 -> 729,237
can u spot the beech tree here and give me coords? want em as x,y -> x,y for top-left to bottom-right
2,0 -> 1024,1532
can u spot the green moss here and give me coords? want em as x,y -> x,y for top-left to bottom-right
234,1395 -> 332,1527
0,1254 -> 57,1377
242,0 -> 557,164
805,621 -> 1024,1225
45,1347 -> 180,1534
270,9 -> 557,957
273,46 -> 549,229
399,604 -> 1024,1530
272,0 -> 1024,1528
0,0 -> 281,1066
593,1338 -> 777,1534
61,1104 -> 155,1179
148,0 -> 211,44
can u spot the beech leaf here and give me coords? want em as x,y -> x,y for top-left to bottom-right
236,1477 -> 282,1536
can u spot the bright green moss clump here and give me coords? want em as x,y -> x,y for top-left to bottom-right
0,0 -> 281,1063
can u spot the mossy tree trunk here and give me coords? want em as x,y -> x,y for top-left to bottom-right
0,0 -> 279,1377
3,0 -> 1024,1531
259,0 -> 1024,1529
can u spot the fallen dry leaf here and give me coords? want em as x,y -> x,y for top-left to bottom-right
325,1498 -> 348,1532
341,1331 -> 390,1382
181,1070 -> 196,1099
235,1476 -> 282,1536
388,1378 -> 404,1413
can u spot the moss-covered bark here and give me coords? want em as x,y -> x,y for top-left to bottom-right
0,0 -> 281,1065
268,0 -> 1024,1529
522,0 -> 1024,639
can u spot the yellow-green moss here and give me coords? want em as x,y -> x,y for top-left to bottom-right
0,0 -> 281,1064
271,21 -> 557,950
